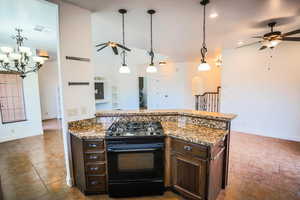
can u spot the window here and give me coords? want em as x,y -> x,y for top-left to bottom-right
0,73 -> 26,123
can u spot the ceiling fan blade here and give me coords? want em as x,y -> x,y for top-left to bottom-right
236,41 -> 261,49
259,46 -> 267,50
112,46 -> 118,55
282,37 -> 300,41
116,44 -> 131,51
97,45 -> 108,52
96,42 -> 108,47
282,29 -> 300,37
252,36 -> 263,39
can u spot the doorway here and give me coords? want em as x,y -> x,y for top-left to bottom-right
139,77 -> 148,109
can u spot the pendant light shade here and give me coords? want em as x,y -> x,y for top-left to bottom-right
146,63 -> 157,73
119,64 -> 130,74
198,0 -> 211,71
198,62 -> 210,71
146,9 -> 157,73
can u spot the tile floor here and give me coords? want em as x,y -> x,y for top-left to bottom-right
0,119 -> 299,200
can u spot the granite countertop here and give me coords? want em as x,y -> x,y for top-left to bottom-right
69,121 -> 228,146
95,109 -> 237,122
69,124 -> 107,139
162,121 -> 228,146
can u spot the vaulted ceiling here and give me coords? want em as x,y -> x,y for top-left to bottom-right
65,0 -> 300,62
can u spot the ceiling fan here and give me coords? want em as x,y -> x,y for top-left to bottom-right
95,9 -> 131,55
238,22 -> 300,50
96,41 -> 131,55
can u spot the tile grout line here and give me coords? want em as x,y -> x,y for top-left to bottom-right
31,162 -> 50,193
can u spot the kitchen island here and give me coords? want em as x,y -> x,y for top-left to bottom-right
69,109 -> 236,200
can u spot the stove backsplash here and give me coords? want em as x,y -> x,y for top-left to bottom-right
69,114 -> 227,131
95,115 -> 227,130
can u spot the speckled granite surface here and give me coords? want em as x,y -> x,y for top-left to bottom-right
69,120 -> 228,146
162,121 -> 228,146
95,109 -> 237,122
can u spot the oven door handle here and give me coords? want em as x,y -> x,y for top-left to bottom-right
107,148 -> 160,152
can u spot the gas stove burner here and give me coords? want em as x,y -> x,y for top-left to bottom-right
106,121 -> 164,138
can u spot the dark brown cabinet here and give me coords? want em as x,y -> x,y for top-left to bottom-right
71,135 -> 107,194
0,176 -> 3,200
70,134 -> 229,199
170,138 -> 226,200
171,153 -> 207,199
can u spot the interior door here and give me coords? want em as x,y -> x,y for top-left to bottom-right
148,76 -> 171,109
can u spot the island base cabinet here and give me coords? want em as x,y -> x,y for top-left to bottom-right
170,138 -> 226,200
171,153 -> 207,200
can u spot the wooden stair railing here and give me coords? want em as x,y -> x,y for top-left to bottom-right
195,86 -> 221,112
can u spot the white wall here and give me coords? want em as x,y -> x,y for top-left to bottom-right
221,43 -> 300,141
38,60 -> 60,120
59,2 -> 95,121
0,73 -> 43,142
58,1 -> 95,186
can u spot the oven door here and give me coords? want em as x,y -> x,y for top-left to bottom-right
107,142 -> 164,182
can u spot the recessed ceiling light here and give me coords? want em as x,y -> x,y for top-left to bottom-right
238,41 -> 244,45
159,61 -> 167,66
209,12 -> 218,18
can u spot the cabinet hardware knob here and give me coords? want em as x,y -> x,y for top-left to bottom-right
184,145 -> 192,151
88,144 -> 97,147
89,155 -> 98,159
90,180 -> 98,185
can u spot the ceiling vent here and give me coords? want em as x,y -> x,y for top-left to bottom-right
34,25 -> 53,33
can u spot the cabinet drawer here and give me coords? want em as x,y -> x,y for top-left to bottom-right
171,139 -> 208,159
85,163 -> 106,175
86,175 -> 106,190
84,152 -> 105,163
83,140 -> 104,152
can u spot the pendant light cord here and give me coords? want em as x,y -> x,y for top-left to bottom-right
201,1 -> 208,63
202,4 -> 206,49
122,12 -> 126,65
150,13 -> 154,65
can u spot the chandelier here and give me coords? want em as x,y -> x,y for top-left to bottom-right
0,29 -> 47,78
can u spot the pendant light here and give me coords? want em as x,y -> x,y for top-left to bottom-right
118,9 -> 130,74
146,9 -> 157,73
198,0 -> 211,71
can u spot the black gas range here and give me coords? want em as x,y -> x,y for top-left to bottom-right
105,121 -> 165,197
106,121 -> 164,138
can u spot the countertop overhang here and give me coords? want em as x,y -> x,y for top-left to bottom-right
95,109 -> 237,122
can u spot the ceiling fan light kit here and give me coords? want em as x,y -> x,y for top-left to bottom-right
198,0 -> 211,71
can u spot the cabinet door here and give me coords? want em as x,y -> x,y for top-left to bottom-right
171,153 -> 207,200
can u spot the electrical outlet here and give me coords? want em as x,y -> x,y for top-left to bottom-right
67,108 -> 78,117
81,107 -> 87,115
